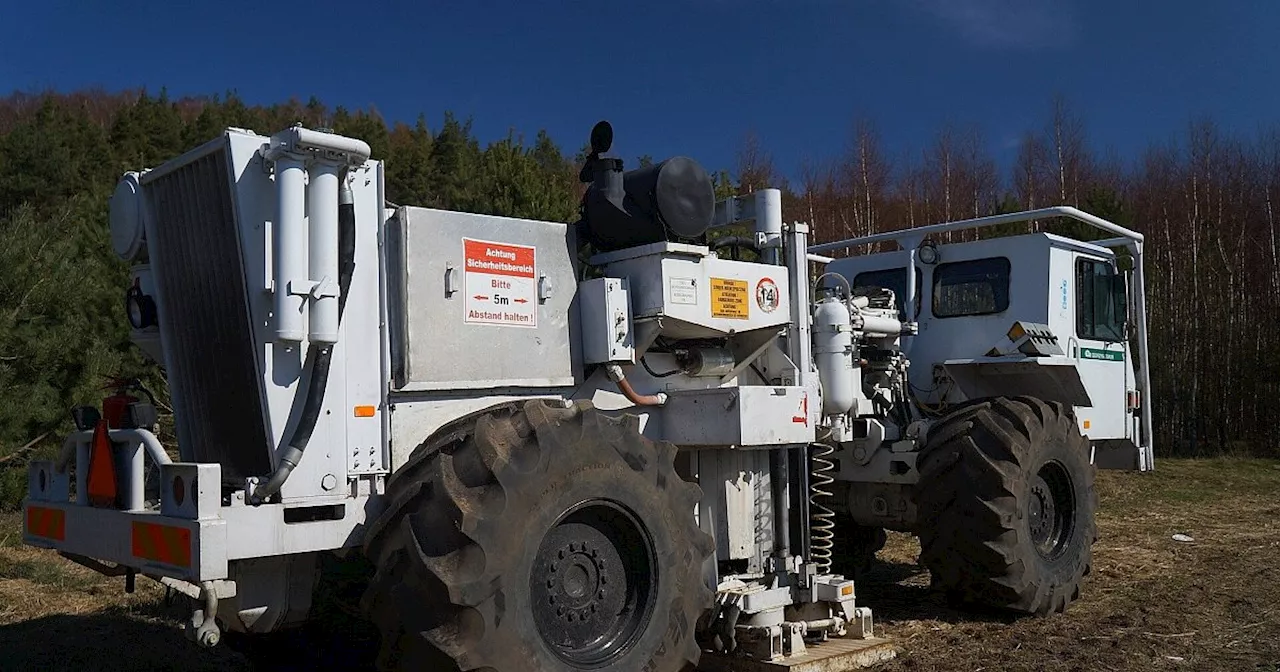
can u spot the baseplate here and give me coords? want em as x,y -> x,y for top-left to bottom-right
697,636 -> 898,671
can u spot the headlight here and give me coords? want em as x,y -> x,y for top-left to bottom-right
918,240 -> 939,265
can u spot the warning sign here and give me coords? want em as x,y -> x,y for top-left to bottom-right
756,277 -> 780,313
463,238 -> 537,328
710,277 -> 749,319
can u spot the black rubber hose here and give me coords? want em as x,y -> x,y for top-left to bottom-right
252,172 -> 356,504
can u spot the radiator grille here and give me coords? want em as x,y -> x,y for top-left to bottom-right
145,145 -> 271,480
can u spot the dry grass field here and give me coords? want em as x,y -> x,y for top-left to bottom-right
1,458 -> 1277,672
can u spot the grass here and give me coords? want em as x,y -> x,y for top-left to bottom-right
0,459 -> 1277,671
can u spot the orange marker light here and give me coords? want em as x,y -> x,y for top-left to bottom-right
1083,420 -> 1091,430
354,405 -> 376,418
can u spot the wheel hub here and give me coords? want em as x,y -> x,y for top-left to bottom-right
530,501 -> 656,667
1027,461 -> 1076,561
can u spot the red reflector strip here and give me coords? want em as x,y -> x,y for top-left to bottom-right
25,506 -> 65,541
131,521 -> 192,568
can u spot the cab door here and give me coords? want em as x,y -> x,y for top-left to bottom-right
1071,254 -> 1132,443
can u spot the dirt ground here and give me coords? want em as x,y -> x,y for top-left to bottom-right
1,457 -> 1278,672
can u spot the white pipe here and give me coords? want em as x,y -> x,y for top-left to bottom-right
274,156 -> 308,342
860,314 -> 903,337
75,439 -> 89,505
755,189 -> 783,265
1132,243 -> 1155,469
126,441 -> 145,512
307,162 -> 341,343
290,127 -> 371,162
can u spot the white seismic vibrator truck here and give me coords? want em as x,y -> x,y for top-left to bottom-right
21,120 -> 1152,671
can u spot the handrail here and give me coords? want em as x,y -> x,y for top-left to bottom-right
57,428 -> 172,473
808,206 -> 1143,254
55,427 -> 173,511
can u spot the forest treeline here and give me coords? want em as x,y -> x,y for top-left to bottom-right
0,88 -> 1272,506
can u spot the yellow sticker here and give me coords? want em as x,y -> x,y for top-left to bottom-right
710,278 -> 749,319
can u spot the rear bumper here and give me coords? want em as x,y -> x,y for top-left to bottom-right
23,446 -> 378,583
23,500 -> 228,582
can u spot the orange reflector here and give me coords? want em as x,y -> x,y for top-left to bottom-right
1083,419 -> 1091,430
354,405 -> 376,418
25,506 -> 65,541
841,585 -> 854,597
131,521 -> 192,568
87,419 -> 119,509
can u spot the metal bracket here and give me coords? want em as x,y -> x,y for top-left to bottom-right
538,273 -> 553,302
444,264 -> 457,297
720,329 -> 783,385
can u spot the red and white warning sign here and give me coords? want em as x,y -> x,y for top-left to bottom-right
463,238 -> 537,328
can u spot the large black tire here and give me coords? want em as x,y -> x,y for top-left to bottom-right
359,399 -> 714,672
915,396 -> 1097,615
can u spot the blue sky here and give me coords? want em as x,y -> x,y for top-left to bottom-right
2,1 -> 1276,184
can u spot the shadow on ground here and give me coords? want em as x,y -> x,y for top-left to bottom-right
851,559 -> 1022,628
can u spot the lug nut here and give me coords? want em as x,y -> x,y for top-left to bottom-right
580,609 -> 589,620
557,606 -> 564,616
597,590 -> 605,599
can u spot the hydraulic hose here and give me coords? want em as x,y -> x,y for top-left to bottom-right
604,364 -> 668,406
252,171 -> 356,504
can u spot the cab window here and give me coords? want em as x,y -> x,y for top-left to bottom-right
852,267 -> 922,319
1077,258 -> 1126,341
932,257 -> 1011,318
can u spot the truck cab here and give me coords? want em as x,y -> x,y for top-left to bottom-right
823,230 -> 1150,471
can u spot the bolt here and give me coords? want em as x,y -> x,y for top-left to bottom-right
557,606 -> 564,616
547,579 -> 555,588
569,542 -> 577,552
558,549 -> 566,559
580,609 -> 590,620
600,573 -> 607,585
549,595 -> 556,604
591,603 -> 598,612
321,474 -> 337,491
550,562 -> 557,572
590,548 -> 598,558
597,590 -> 605,599
568,612 -> 575,622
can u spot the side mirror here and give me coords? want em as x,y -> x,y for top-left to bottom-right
1116,254 -> 1135,272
